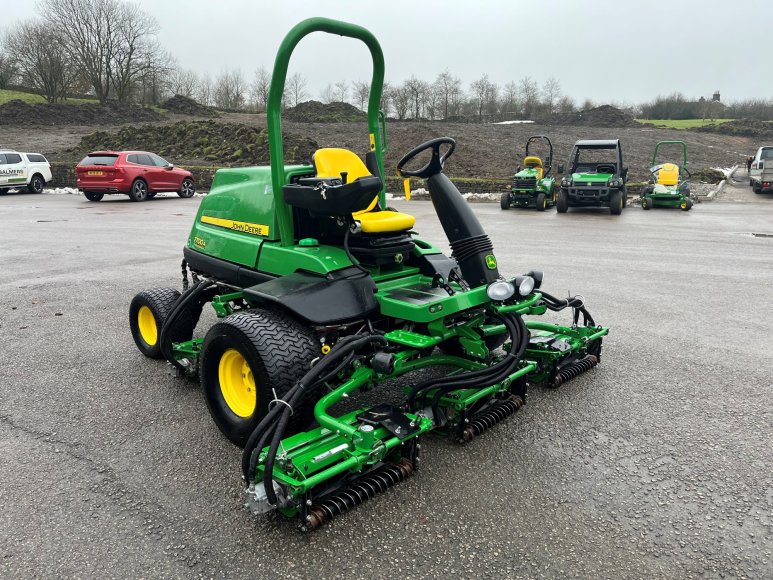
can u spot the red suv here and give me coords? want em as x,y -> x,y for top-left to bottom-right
76,151 -> 195,202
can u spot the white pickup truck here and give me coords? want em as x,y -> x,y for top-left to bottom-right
749,145 -> 773,194
0,150 -> 53,194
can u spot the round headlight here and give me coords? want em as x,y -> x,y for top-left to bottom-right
514,276 -> 535,297
487,280 -> 515,302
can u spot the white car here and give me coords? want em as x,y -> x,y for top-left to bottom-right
0,150 -> 53,194
749,145 -> 773,193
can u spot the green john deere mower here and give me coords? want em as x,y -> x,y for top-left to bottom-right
641,140 -> 693,211
500,135 -> 557,211
129,18 -> 608,530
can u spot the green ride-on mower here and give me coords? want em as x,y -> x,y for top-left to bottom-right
641,140 -> 693,211
557,139 -> 628,215
129,18 -> 608,531
500,135 -> 557,211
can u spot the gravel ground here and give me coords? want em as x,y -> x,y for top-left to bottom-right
0,187 -> 771,578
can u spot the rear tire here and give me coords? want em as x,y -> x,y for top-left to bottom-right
129,287 -> 197,359
84,191 -> 104,202
500,191 -> 511,210
536,192 -> 547,211
27,174 -> 44,194
753,183 -> 762,194
556,189 -> 569,213
200,309 -> 318,447
178,178 -> 195,198
609,190 -> 623,215
129,179 -> 148,202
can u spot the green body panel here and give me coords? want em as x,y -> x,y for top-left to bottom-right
187,165 -> 312,268
572,172 -> 614,183
509,167 -> 556,208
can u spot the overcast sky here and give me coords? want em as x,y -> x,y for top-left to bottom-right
4,0 -> 771,104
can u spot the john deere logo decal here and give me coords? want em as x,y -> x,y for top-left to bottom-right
485,255 -> 497,269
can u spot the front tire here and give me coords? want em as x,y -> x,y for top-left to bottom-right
536,192 -> 547,211
178,178 -> 195,198
84,191 -> 104,202
609,190 -> 623,215
27,174 -> 44,194
642,197 -> 653,210
681,198 -> 693,211
200,309 -> 318,447
129,179 -> 148,202
556,189 -> 569,213
129,287 -> 197,359
500,191 -> 511,210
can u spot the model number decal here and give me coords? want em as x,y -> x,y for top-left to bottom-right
200,215 -> 270,237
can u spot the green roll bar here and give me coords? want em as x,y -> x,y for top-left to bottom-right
652,140 -> 688,168
267,18 -> 386,246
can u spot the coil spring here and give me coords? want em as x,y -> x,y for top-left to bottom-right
306,458 -> 414,530
552,355 -> 599,388
461,395 -> 524,443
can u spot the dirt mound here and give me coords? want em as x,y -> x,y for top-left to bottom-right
0,99 -> 163,126
695,118 -> 773,138
70,120 -> 318,165
540,105 -> 638,127
284,100 -> 366,123
690,168 -> 725,184
161,94 -> 217,116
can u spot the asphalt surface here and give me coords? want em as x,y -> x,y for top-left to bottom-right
1,178 -> 772,579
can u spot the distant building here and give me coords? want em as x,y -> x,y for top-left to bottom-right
712,91 -> 721,102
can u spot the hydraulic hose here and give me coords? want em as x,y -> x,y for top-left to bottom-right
407,311 -> 527,413
539,290 -> 595,327
241,334 -> 387,505
159,279 -> 216,373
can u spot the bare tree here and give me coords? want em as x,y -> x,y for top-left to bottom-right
352,80 -> 369,111
0,52 -> 18,89
470,74 -> 494,121
389,84 -> 411,120
249,66 -> 271,112
169,68 -> 199,99
320,83 -> 335,103
542,77 -> 562,114
110,2 -> 165,102
557,95 -> 576,114
518,76 -> 540,118
403,76 -> 428,119
501,81 -> 519,115
42,0 -> 166,104
4,20 -> 76,102
213,69 -> 246,109
197,73 -> 213,106
434,70 -> 462,120
334,80 -> 348,103
286,72 -> 308,107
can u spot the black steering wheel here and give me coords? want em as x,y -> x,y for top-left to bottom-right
396,137 -> 456,179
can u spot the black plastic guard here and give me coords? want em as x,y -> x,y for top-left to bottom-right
243,267 -> 378,325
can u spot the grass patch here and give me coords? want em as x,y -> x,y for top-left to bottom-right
0,88 -> 97,105
636,118 -> 734,129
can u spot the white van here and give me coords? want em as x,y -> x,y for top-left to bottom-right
0,151 -> 53,194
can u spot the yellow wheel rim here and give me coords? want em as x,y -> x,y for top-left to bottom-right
137,305 -> 158,346
218,348 -> 257,417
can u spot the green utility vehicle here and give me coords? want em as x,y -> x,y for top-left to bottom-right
641,140 -> 693,211
129,18 -> 608,530
557,139 -> 628,215
500,135 -> 556,211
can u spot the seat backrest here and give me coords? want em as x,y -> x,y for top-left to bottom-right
657,163 -> 680,186
523,155 -> 543,179
313,148 -> 378,215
